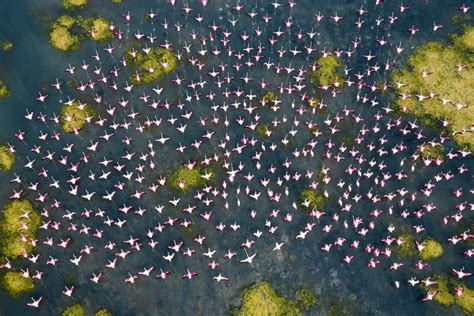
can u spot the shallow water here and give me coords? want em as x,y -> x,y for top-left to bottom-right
0,0 -> 473,315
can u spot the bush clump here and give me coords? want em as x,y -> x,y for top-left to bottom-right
60,100 -> 96,133
0,144 -> 15,171
310,55 -> 345,87
127,47 -> 178,84
0,200 -> 40,259
1,272 -> 35,297
234,282 -> 302,316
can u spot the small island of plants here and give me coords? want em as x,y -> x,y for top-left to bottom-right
2,40 -> 13,51
0,144 -> 15,171
392,26 -> 474,152
168,165 -> 215,192
0,80 -> 11,98
310,55 -> 345,87
1,271 -> 35,297
300,189 -> 327,211
127,47 -> 178,84
63,0 -> 88,10
94,309 -> 112,316
60,100 -> 96,133
419,275 -> 474,314
234,282 -> 302,316
0,200 -> 40,259
62,303 -> 86,316
49,15 -> 113,51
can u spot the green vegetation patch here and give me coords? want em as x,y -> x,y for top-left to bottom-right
2,40 -> 13,51
417,143 -> 445,160
127,47 -> 178,84
60,100 -> 96,133
297,287 -> 320,309
310,55 -> 345,87
392,26 -> 474,151
300,189 -> 327,211
1,272 -> 35,297
235,282 -> 302,316
419,275 -> 474,314
62,303 -> 86,316
0,200 -> 40,259
0,80 -> 11,98
78,17 -> 113,41
419,238 -> 444,261
49,15 -> 81,51
63,0 -> 88,10
396,233 -> 417,258
0,144 -> 15,171
94,309 -> 112,316
263,91 -> 278,103
256,124 -> 271,139
168,165 -> 215,192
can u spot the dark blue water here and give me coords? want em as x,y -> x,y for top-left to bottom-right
0,0 -> 472,315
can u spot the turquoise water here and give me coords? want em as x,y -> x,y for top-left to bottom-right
0,0 -> 472,315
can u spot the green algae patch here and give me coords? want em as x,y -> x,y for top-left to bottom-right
396,233 -> 417,258
94,309 -> 112,316
235,282 -> 302,316
168,165 -> 215,192
263,91 -> 278,103
0,145 -> 15,171
310,55 -> 345,87
79,17 -> 113,41
127,47 -> 178,84
62,303 -> 86,316
297,287 -> 320,309
0,200 -> 40,259
49,15 -> 80,51
63,0 -> 88,10
2,40 -> 13,51
417,143 -> 445,160
300,189 -> 327,210
0,80 -> 11,98
60,101 -> 96,133
419,239 -> 444,261
419,275 -> 474,314
1,272 -> 35,297
392,26 -> 474,151
256,124 -> 271,139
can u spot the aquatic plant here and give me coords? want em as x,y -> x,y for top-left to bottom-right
417,143 -> 445,160
1,272 -> 35,297
168,165 -> 214,192
60,100 -> 96,133
2,40 -> 13,51
234,282 -> 302,316
310,55 -> 345,87
255,124 -> 271,139
94,309 -> 112,316
396,233 -> 417,258
62,303 -> 86,316
300,189 -> 327,210
0,80 -> 11,98
78,17 -> 113,41
419,238 -> 444,261
49,15 -> 81,51
0,144 -> 15,171
419,275 -> 474,314
297,287 -> 320,309
0,200 -> 40,259
308,97 -> 319,108
392,26 -> 474,151
63,0 -> 88,10
127,47 -> 178,84
263,91 -> 277,103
